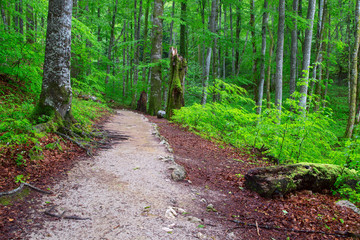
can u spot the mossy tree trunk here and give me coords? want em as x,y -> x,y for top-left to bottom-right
33,0 -> 74,124
166,47 -> 187,119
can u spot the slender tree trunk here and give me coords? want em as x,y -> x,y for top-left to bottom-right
230,4 -> 235,76
105,0 -> 118,87
1,1 -> 7,31
141,0 -> 150,81
223,4 -> 227,80
169,0 -> 175,47
289,0 -> 299,98
35,0 -> 73,122
26,4 -> 35,43
266,25 -> 274,109
250,0 -> 257,100
274,0 -> 285,112
122,20 -> 127,98
148,0 -> 164,115
201,0 -> 218,105
180,0 -> 187,58
256,0 -> 268,115
345,0 -> 360,138
235,5 -> 241,74
19,0 -> 23,34
322,15 -> 331,108
298,0 -> 316,112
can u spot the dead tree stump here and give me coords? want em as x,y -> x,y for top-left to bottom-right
136,91 -> 147,113
166,47 -> 187,119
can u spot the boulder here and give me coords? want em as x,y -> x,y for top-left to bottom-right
171,164 -> 186,181
157,110 -> 166,119
244,163 -> 357,198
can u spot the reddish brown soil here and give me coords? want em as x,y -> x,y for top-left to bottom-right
147,116 -> 360,240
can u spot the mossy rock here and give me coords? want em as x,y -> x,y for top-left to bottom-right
244,163 -> 357,198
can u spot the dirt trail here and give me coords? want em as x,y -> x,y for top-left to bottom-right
28,110 -> 229,240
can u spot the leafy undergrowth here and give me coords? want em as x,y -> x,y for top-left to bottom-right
149,116 -> 360,240
0,75 -> 111,191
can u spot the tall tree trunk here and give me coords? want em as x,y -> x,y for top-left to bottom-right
122,20 -> 127,98
1,0 -> 7,31
19,0 -> 23,34
289,0 -> 299,98
35,0 -> 73,122
148,0 -> 164,115
26,4 -> 35,43
235,5 -> 241,74
345,0 -> 360,138
201,0 -> 218,105
250,0 -> 257,100
105,0 -> 118,86
180,0 -> 187,58
223,4 -> 227,80
256,0 -> 268,115
169,0 -> 175,47
322,15 -> 331,108
274,0 -> 285,112
230,4 -> 235,76
266,24 -> 274,109
141,0 -> 150,81
298,0 -> 316,112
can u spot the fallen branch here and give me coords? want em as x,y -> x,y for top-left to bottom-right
229,220 -> 360,238
45,205 -> 90,221
0,183 -> 53,197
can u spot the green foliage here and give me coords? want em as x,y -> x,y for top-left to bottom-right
172,80 -> 354,167
335,172 -> 360,205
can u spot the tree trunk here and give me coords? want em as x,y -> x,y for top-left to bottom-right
344,0 -> 360,138
122,20 -> 127,98
201,0 -> 218,105
180,0 -> 187,58
230,4 -> 235,76
141,0 -> 150,82
105,0 -> 118,86
34,0 -> 73,122
166,47 -> 187,119
298,0 -> 316,112
26,4 -> 35,43
256,0 -> 268,115
148,0 -> 164,115
250,0 -> 257,100
266,26 -> 274,109
289,0 -> 299,98
274,0 -> 285,112
235,5 -> 241,74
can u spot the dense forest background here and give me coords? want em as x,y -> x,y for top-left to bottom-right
0,0 -> 359,203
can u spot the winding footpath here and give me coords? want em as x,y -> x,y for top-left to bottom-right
28,110 -> 229,240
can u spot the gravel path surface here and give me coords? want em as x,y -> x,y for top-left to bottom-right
28,110 -> 228,240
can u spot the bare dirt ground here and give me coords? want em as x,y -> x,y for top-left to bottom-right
26,110 -> 231,240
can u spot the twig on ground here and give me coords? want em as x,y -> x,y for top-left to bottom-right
0,183 -> 53,197
229,219 -> 359,238
44,205 -> 90,221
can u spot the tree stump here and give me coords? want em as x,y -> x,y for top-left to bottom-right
166,47 -> 187,119
136,91 -> 147,113
244,163 -> 358,198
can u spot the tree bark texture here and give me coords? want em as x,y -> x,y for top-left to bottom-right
289,0 -> 299,98
166,48 -> 187,119
274,0 -> 285,112
105,0 -> 118,86
180,0 -> 187,58
148,0 -> 164,115
298,0 -> 316,112
201,0 -> 218,105
35,0 -> 73,121
345,0 -> 360,138
256,0 -> 268,115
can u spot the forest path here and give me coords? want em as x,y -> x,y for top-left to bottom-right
29,110 -> 227,240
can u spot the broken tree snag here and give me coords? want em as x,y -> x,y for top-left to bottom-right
136,91 -> 147,113
244,163 -> 357,198
166,47 -> 187,119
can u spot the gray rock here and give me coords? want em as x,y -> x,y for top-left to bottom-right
157,110 -> 166,118
171,164 -> 187,181
188,216 -> 202,223
336,200 -> 360,215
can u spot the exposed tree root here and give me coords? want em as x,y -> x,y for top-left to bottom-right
0,183 -> 53,197
56,131 -> 93,157
229,220 -> 360,238
44,205 -> 91,220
